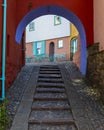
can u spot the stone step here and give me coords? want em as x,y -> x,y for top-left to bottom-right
29,119 -> 75,125
37,82 -> 65,87
36,89 -> 65,93
32,100 -> 70,110
34,93 -> 67,99
31,106 -> 70,111
38,78 -> 63,83
36,87 -> 65,92
38,81 -> 63,84
39,71 -> 61,74
40,65 -> 59,69
39,74 -> 62,78
40,68 -> 60,71
29,110 -> 73,123
34,96 -> 67,101
29,124 -> 77,130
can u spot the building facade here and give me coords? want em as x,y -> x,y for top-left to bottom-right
25,15 -> 72,62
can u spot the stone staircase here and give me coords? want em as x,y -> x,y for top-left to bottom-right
28,65 -> 78,130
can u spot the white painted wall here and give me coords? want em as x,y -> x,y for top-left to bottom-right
25,15 -> 70,43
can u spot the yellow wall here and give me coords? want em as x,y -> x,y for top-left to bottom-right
70,23 -> 79,39
68,23 -> 79,59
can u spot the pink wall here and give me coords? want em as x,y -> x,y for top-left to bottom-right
94,0 -> 104,50
46,37 -> 70,60
26,37 -> 70,61
26,43 -> 33,57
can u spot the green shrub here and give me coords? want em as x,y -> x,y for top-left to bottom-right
0,99 -> 10,130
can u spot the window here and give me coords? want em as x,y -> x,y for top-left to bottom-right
58,40 -> 63,48
36,42 -> 42,55
54,16 -> 61,25
70,38 -> 78,60
29,22 -> 35,31
33,41 -> 45,55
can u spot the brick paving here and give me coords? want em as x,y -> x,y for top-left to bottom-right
6,61 -> 104,130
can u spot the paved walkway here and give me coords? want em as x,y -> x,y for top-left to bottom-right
6,61 -> 104,130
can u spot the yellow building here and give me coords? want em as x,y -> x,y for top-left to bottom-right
69,23 -> 79,60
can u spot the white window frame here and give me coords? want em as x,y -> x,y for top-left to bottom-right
58,40 -> 63,48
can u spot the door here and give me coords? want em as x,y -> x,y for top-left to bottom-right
49,42 -> 54,62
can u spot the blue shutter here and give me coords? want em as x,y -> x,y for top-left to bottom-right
41,41 -> 45,55
33,42 -> 37,55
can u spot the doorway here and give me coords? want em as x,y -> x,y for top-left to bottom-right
49,42 -> 54,62
70,37 -> 78,60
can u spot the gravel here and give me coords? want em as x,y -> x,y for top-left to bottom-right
6,65 -> 34,121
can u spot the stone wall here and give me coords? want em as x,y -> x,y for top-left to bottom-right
87,43 -> 104,100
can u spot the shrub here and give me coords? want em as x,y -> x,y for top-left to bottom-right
0,99 -> 10,130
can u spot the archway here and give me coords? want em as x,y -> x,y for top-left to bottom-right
15,5 -> 86,75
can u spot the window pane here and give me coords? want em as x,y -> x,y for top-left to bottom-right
36,41 -> 45,55
58,40 -> 63,48
54,16 -> 61,25
29,22 -> 35,31
37,48 -> 41,54
37,42 -> 42,48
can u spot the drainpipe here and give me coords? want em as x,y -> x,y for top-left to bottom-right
0,0 -> 7,100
